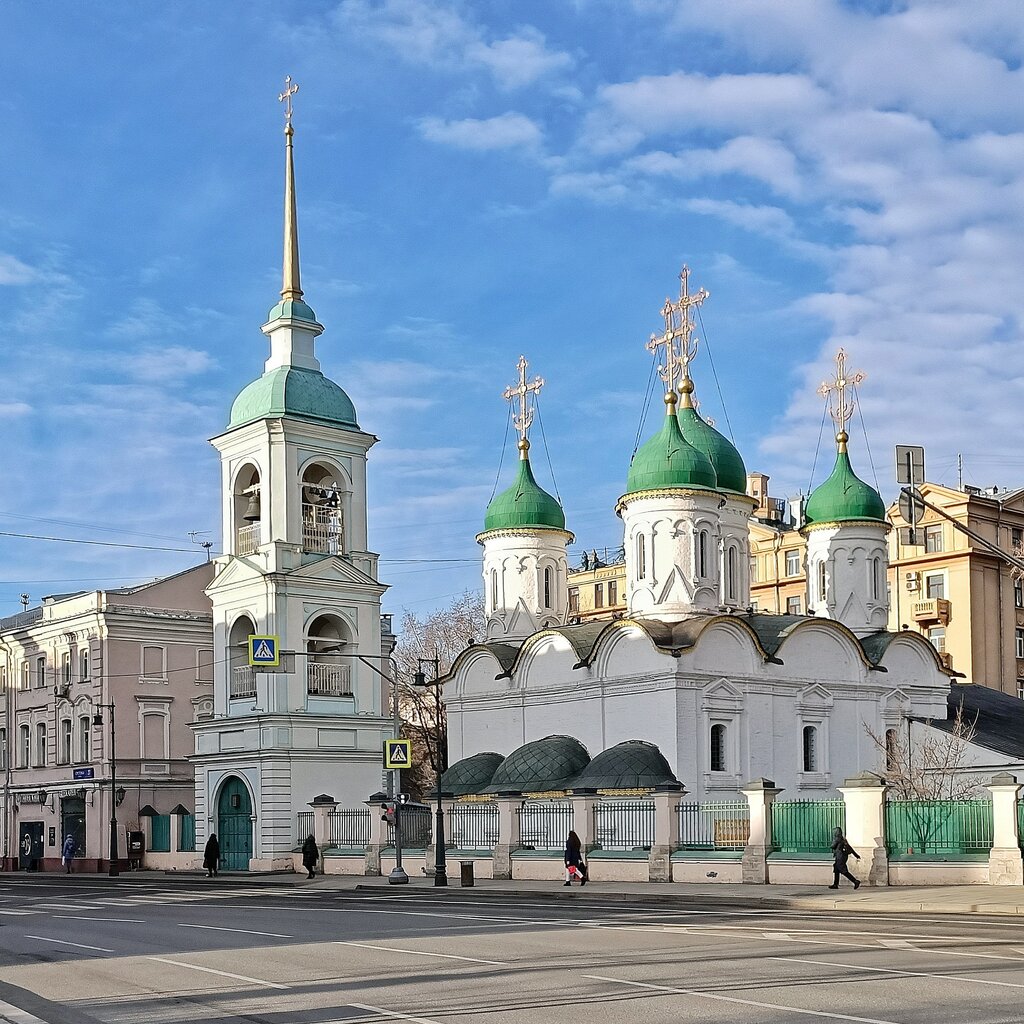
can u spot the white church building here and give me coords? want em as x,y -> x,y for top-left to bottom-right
443,274 -> 954,800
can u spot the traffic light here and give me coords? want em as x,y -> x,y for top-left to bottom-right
398,793 -> 410,805
380,802 -> 396,825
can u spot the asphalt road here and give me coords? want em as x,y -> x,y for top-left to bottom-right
0,875 -> 1023,1023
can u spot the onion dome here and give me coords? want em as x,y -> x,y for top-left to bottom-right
484,734 -> 590,794
229,366 -> 358,429
482,441 -> 566,533
570,739 -> 681,792
803,432 -> 886,527
626,395 -> 717,496
677,380 -> 746,494
438,752 -> 504,797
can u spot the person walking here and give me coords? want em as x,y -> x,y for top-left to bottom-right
203,833 -> 220,878
829,826 -> 861,889
563,830 -> 588,886
302,834 -> 319,879
61,834 -> 76,874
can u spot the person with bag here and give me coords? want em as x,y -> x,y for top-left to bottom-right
302,834 -> 319,879
61,834 -> 76,874
829,826 -> 861,889
203,833 -> 220,878
563,829 -> 588,886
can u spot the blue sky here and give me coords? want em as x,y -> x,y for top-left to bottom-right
1,1 -> 1022,618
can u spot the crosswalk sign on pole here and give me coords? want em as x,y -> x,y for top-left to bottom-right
248,635 -> 280,667
384,738 -> 412,769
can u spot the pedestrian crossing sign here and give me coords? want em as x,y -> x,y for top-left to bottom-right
248,635 -> 280,667
383,738 -> 412,769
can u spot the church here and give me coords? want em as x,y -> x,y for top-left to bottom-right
442,274 -> 954,800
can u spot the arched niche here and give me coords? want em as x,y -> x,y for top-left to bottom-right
305,612 -> 353,697
232,463 -> 262,554
300,460 -> 347,555
594,624 -> 663,680
686,620 -> 760,675
775,622 -> 863,681
227,614 -> 258,698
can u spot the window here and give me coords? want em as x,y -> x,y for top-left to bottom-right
594,583 -> 605,609
787,596 -> 802,615
197,648 -> 214,682
749,556 -> 758,583
78,717 -> 91,763
18,725 -> 29,768
568,588 -> 579,615
1018,680 -> 1024,701
0,666 -> 5,693
924,524 -> 943,553
885,728 -> 899,772
20,662 -> 28,691
637,535 -> 646,579
1015,579 -> 1023,610
35,723 -> 46,766
61,652 -> 71,686
142,645 -> 164,678
35,656 -> 45,689
697,530 -> 709,578
60,720 -> 72,764
0,728 -> 6,769
710,723 -> 727,773
785,549 -> 800,577
543,567 -> 552,609
802,725 -> 818,772
817,561 -> 827,605
79,647 -> 90,682
925,573 -> 945,600
871,557 -> 881,601
490,569 -> 498,609
1017,628 -> 1024,661
928,627 -> 946,654
608,579 -> 618,606
1013,527 -> 1023,550
142,713 -> 167,760
726,547 -> 737,602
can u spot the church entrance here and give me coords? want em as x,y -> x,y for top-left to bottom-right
217,777 -> 253,871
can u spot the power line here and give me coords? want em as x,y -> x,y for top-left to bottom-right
0,530 -> 202,554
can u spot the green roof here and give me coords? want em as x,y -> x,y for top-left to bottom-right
483,457 -> 566,533
439,752 -> 504,797
229,365 -> 358,429
677,405 -> 747,494
625,409 -> 718,495
804,448 -> 886,527
484,734 -> 590,794
265,298 -> 319,324
571,740 -> 680,792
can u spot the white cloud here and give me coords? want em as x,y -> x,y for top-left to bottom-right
0,402 -> 31,417
0,254 -> 39,286
465,27 -> 572,90
418,112 -> 542,151
130,346 -> 216,383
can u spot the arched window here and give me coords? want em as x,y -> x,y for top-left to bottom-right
59,719 -> 72,764
543,566 -> 552,609
491,569 -> 498,609
698,529 -> 709,578
637,534 -> 646,579
727,546 -> 737,601
79,716 -> 91,763
802,725 -> 818,772
35,723 -> 47,766
710,723 -> 727,773
817,561 -> 827,605
871,557 -> 882,601
18,725 -> 29,768
885,728 -> 899,772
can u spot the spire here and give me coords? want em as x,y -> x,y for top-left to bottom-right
648,265 -> 709,413
503,355 -> 545,461
279,76 -> 302,303
817,348 -> 865,455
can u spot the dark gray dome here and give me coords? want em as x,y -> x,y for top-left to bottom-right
439,752 -> 504,797
571,739 -> 680,792
484,735 -> 590,795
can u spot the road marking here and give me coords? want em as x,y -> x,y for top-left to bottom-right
51,916 -> 145,924
349,1004 -> 443,1024
584,974 -> 901,1023
879,939 -> 914,948
147,957 -> 288,990
0,910 -> 39,916
178,924 -> 292,938
926,948 -> 1024,962
25,934 -> 113,953
773,955 -> 1024,990
335,940 -> 507,966
0,998 -> 49,1023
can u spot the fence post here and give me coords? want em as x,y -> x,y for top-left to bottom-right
365,796 -> 391,877
987,773 -> 1022,886
493,796 -> 520,881
649,785 -> 685,883
309,794 -> 336,874
571,792 -> 600,854
839,771 -> 888,887
741,778 -> 781,883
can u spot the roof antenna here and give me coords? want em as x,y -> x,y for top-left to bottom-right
189,531 -> 214,562
19,593 -> 30,611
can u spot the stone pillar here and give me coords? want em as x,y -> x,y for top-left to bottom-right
987,773 -> 1023,886
364,795 -> 391,877
839,771 -> 888,887
649,786 -> 685,883
492,796 -> 521,881
741,778 -> 781,884
169,813 -> 181,855
309,794 -> 336,850
571,793 -> 600,853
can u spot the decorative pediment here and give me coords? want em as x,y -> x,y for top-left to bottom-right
288,555 -> 381,588
796,683 -> 834,713
206,556 -> 265,593
657,565 -> 694,605
701,676 -> 744,712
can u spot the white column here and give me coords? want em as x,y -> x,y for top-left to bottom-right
741,778 -> 782,884
493,796 -> 520,881
987,773 -> 1023,886
839,771 -> 888,887
649,786 -> 685,883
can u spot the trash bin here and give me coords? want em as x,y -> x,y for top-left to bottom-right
459,860 -> 475,887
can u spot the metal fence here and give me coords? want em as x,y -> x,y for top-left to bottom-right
329,808 -> 372,848
593,800 -> 656,851
1018,801 -> 1024,849
677,801 -> 749,850
390,806 -> 433,849
518,801 -> 573,850
449,803 -> 500,850
296,810 -> 314,844
772,799 -> 846,854
885,799 -> 993,856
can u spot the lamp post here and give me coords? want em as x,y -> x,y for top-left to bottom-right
413,656 -> 446,887
92,702 -> 119,876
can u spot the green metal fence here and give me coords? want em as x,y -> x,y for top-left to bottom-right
677,801 -> 749,850
150,814 -> 171,853
178,813 -> 196,852
771,799 -> 845,854
1018,801 -> 1024,849
885,800 -> 993,856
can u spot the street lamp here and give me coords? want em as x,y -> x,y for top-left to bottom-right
92,702 -> 119,876
413,656 -> 446,887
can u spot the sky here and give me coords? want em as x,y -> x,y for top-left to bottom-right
1,0 -> 1023,619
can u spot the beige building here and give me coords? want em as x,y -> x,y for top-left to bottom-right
0,564 -> 214,871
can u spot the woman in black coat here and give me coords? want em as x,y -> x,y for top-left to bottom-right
203,834 -> 220,878
563,830 -> 587,886
830,826 -> 861,889
302,835 -> 319,879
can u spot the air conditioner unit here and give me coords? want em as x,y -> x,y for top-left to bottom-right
905,572 -> 920,591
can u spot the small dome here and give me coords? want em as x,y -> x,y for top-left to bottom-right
484,734 -> 590,794
229,366 -> 358,430
677,406 -> 747,494
265,298 -> 319,325
626,410 -> 717,496
804,449 -> 886,527
482,457 -> 566,533
439,752 -> 504,797
571,739 -> 680,792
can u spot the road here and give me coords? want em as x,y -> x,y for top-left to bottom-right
0,875 -> 1023,1023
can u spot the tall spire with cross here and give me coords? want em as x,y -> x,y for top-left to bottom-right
817,348 -> 865,455
659,266 -> 709,410
279,75 -> 303,303
503,355 -> 545,460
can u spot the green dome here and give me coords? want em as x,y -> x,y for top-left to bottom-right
677,405 -> 747,494
484,735 -> 590,795
626,409 -> 718,495
570,740 -> 681,792
804,448 -> 886,527
229,365 -> 358,429
265,298 -> 319,324
482,457 -> 566,533
439,752 -> 504,797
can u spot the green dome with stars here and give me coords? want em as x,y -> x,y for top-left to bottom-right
625,405 -> 718,496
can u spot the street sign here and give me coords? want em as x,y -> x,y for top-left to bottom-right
72,767 -> 94,781
248,635 -> 280,667
898,488 -> 926,527
383,738 -> 412,769
895,445 -> 925,486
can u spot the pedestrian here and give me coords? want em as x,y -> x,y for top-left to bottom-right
61,834 -> 76,874
829,826 -> 861,890
563,829 -> 588,886
203,833 -> 220,878
302,834 -> 319,879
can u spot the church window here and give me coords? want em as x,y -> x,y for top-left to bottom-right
608,579 -> 618,605
697,530 -> 709,578
726,546 -> 737,601
637,535 -> 646,579
710,724 -> 727,773
802,725 -> 818,772
785,549 -> 800,577
78,717 -> 91,763
871,558 -> 881,601
543,567 -> 552,609
817,562 -> 827,604
885,728 -> 899,772
18,725 -> 29,768
594,583 -> 604,609
59,719 -> 72,765
925,573 -> 945,600
35,723 -> 47,766
568,588 -> 579,615
490,569 -> 498,609
787,596 -> 801,615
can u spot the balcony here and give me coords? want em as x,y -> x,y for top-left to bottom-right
236,523 -> 260,556
229,666 -> 256,699
912,598 -> 951,624
307,662 -> 352,697
302,503 -> 343,555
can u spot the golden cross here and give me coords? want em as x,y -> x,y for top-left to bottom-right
502,355 -> 544,444
693,398 -> 715,427
646,265 -> 709,396
817,348 -> 865,438
279,76 -> 299,128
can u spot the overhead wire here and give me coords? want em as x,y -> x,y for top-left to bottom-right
533,395 -> 562,505
632,346 -> 659,457
695,305 -> 735,442
487,403 -> 513,502
852,381 -> 881,493
807,397 -> 830,496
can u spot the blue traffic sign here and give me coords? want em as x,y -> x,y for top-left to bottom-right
72,767 -> 94,780
248,634 -> 280,666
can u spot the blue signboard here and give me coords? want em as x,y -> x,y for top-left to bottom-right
72,767 -> 95,781
248,634 -> 280,667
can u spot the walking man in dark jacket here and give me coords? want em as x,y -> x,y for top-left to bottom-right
829,826 -> 861,889
203,833 -> 220,878
302,835 -> 319,879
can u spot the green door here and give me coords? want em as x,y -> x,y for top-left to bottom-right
217,777 -> 253,871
